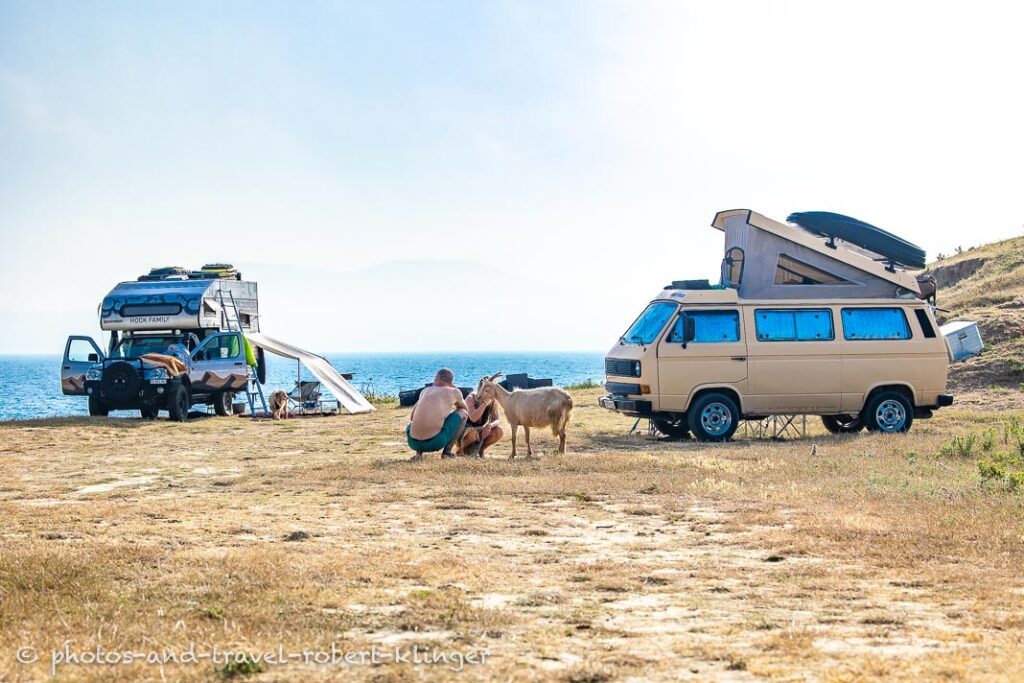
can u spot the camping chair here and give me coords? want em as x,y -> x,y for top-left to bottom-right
288,380 -> 323,413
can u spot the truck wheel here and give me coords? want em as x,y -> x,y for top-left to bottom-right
863,390 -> 913,434
653,418 -> 690,439
213,391 -> 233,417
822,414 -> 864,434
140,407 -> 159,419
167,384 -> 191,422
687,392 -> 739,442
88,395 -> 110,417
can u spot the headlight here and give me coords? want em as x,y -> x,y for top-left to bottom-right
632,361 -> 642,377
148,368 -> 168,380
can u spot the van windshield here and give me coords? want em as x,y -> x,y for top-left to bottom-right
112,336 -> 180,358
621,302 -> 677,345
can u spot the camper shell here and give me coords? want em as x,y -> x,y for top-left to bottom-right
100,277 -> 259,336
600,210 -> 955,440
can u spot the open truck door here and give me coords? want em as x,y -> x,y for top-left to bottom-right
62,336 -> 104,395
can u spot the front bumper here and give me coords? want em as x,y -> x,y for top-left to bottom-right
598,395 -> 653,416
85,379 -> 174,408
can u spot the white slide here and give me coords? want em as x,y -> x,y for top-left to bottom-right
245,332 -> 375,414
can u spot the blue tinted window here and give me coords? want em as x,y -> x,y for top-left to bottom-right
841,308 -> 911,340
755,309 -> 834,341
622,302 -> 677,345
669,310 -> 740,343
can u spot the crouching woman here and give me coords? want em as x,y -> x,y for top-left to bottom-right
459,392 -> 504,457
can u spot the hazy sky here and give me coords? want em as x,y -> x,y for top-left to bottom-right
2,1 -> 1022,354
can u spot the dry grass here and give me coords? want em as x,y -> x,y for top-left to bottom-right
2,387 -> 1024,681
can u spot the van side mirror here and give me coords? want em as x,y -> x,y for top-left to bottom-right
88,353 -> 99,362
681,316 -> 696,348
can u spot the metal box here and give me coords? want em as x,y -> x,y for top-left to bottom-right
940,321 -> 984,362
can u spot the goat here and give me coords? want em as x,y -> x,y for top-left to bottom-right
475,372 -> 573,458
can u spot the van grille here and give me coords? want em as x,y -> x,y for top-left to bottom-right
605,358 -> 638,377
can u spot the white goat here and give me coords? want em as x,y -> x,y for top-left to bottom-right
475,372 -> 573,458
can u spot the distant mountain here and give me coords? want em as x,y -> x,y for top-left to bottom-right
242,259 -> 621,353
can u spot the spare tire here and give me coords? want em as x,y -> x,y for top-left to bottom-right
102,361 -> 142,403
256,347 -> 267,385
787,211 -> 926,269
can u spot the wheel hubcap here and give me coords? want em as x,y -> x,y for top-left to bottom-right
700,402 -> 732,436
875,399 -> 906,431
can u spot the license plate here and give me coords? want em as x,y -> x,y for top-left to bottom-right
149,379 -> 168,385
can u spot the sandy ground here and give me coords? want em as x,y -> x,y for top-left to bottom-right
2,388 -> 1024,681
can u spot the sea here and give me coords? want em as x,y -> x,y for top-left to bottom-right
0,352 -> 604,422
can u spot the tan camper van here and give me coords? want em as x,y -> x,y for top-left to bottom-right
599,210 -> 953,441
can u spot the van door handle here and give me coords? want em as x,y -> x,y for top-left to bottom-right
233,362 -> 244,366
731,356 -> 747,361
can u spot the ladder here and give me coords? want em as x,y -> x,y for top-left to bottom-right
217,289 -> 268,418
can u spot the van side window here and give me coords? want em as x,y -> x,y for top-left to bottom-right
841,308 -> 912,340
755,309 -> 834,341
914,309 -> 937,338
668,310 -> 740,343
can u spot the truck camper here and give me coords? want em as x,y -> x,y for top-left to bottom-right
600,210 -> 955,441
61,264 -> 374,421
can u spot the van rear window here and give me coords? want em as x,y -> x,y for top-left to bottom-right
914,309 -> 937,338
841,308 -> 911,340
755,309 -> 833,341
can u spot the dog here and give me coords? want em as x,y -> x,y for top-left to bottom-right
269,390 -> 289,419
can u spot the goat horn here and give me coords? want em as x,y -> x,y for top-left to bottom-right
489,371 -> 504,381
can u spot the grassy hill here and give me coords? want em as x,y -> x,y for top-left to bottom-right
925,235 -> 1024,395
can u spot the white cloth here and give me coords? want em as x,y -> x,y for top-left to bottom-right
245,332 -> 375,414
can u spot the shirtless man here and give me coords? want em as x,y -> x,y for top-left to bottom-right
406,368 -> 468,459
459,392 -> 504,457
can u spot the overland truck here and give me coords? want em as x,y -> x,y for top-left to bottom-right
61,265 -> 264,420
600,210 -> 956,441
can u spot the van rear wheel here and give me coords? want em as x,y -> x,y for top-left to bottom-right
688,393 -> 739,442
653,418 -> 690,440
864,391 -> 913,434
822,414 -> 864,434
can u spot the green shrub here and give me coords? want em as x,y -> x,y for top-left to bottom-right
941,433 -> 977,458
978,450 -> 1024,493
564,379 -> 603,390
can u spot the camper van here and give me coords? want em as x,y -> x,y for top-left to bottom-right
600,210 -> 954,441
61,265 -> 264,420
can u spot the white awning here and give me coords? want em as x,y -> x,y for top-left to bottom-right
246,332 -> 375,414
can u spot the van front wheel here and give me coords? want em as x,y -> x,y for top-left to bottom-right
864,391 -> 913,434
688,393 -> 739,442
822,414 -> 864,434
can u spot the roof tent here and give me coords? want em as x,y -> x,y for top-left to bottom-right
246,332 -> 375,415
712,209 -> 921,300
